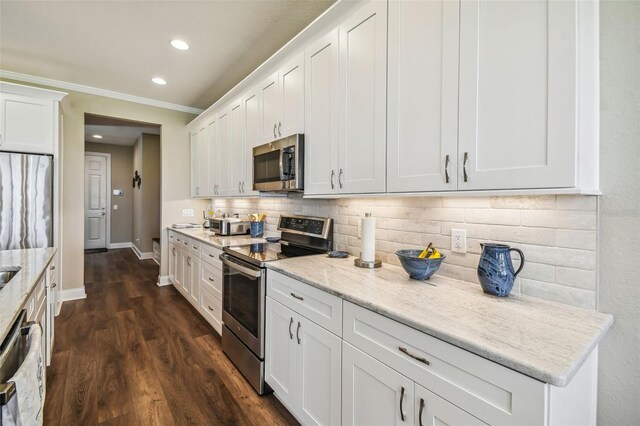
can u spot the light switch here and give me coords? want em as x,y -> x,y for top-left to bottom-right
113,189 -> 123,196
113,205 -> 118,210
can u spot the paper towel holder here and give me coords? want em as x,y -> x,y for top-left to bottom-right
354,257 -> 382,269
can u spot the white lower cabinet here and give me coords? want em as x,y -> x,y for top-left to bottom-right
415,384 -> 487,426
266,296 -> 342,426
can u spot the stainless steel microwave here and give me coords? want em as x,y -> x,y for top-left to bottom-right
252,134 -> 304,192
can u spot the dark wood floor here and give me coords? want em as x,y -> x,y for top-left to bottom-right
44,248 -> 297,425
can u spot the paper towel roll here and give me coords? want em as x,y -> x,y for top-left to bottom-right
360,213 -> 376,262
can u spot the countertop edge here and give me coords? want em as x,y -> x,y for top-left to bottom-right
265,262 -> 613,387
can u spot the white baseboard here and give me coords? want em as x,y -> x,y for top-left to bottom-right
109,242 -> 131,249
131,244 -> 153,260
61,287 -> 87,302
157,275 -> 172,286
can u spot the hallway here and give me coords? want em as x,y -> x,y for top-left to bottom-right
44,249 -> 296,425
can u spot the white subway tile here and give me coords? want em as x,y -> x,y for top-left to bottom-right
521,279 -> 596,310
403,197 -> 443,208
556,230 -> 597,250
423,208 -> 465,222
465,209 -> 521,225
518,262 -> 556,283
555,195 -> 597,211
490,195 -> 556,210
442,197 -> 492,208
492,226 -> 556,247
405,220 -> 441,234
555,267 -> 597,290
514,244 -> 596,270
521,210 -> 596,230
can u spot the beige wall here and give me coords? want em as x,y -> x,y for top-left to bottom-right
1,77 -> 209,290
132,134 -> 161,253
85,142 -> 133,244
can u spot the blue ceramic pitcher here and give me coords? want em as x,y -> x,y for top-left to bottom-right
477,243 -> 525,297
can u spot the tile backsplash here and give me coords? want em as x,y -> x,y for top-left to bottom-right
213,195 -> 597,310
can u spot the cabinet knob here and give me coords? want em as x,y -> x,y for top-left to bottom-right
207,305 -> 214,311
50,265 -> 56,270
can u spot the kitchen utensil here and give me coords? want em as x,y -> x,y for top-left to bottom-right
396,250 -> 445,280
477,243 -> 525,297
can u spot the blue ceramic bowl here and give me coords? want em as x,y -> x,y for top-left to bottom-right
396,250 -> 446,280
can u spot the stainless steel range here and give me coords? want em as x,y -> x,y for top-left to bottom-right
220,214 -> 333,394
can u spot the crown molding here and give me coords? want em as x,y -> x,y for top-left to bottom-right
0,70 -> 204,115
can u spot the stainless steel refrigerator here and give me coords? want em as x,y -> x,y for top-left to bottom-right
0,152 -> 53,250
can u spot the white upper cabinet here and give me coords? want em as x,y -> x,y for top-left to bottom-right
387,0 -> 460,193
205,117 -> 218,196
458,0 -> 578,190
190,131 -> 201,197
228,98 -> 245,196
261,54 -> 305,144
304,29 -> 340,196
338,0 -> 387,194
243,88 -> 260,196
217,109 -> 231,196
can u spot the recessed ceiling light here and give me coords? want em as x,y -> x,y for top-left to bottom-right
152,77 -> 167,85
170,39 -> 190,51
93,134 -> 103,139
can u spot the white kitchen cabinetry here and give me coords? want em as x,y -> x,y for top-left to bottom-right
45,259 -> 57,366
23,256 -> 55,368
242,88 -> 260,196
190,131 -> 202,197
228,98 -> 246,196
386,0 -> 459,192
168,242 -> 178,284
415,384 -> 487,426
342,342 -> 414,426
216,109 -> 231,197
185,254 -> 200,307
261,53 -> 305,144
265,286 -> 342,425
305,1 -> 387,196
0,84 -> 65,155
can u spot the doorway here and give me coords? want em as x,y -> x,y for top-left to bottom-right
84,152 -> 110,250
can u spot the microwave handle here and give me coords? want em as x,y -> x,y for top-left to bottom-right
220,254 -> 263,278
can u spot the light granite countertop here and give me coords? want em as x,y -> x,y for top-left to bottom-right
266,255 -> 613,387
0,248 -> 57,339
169,227 -> 267,249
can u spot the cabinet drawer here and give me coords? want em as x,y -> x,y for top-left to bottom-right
267,270 -> 342,336
181,235 -> 192,251
188,239 -> 201,256
200,288 -> 222,335
201,261 -> 222,299
168,230 -> 179,243
201,244 -> 223,269
343,302 -> 545,426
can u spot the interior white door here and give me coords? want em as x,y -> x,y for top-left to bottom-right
387,0 -> 459,192
342,342 -> 414,426
84,154 -> 107,249
279,53 -> 304,137
229,99 -> 245,196
304,29 -> 340,195
458,0 -> 577,190
415,384 -> 488,426
260,72 -> 280,143
243,88 -> 260,196
338,0 -> 388,194
265,298 -> 297,405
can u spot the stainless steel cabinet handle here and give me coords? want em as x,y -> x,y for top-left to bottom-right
208,305 -> 214,311
296,321 -> 301,344
50,265 -> 56,270
338,169 -> 343,189
463,152 -> 469,182
290,292 -> 304,301
208,254 -> 215,258
278,122 -> 282,136
187,256 -> 191,266
208,277 -> 214,282
289,318 -> 294,340
444,154 -> 450,184
273,123 -> 277,139
330,170 -> 335,189
419,398 -> 425,426
242,181 -> 245,192
399,346 -> 430,365
238,181 -> 241,193
172,248 -> 176,255
400,386 -> 406,421
52,283 -> 57,288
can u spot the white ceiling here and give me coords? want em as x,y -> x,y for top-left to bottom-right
0,0 -> 334,110
85,115 -> 160,146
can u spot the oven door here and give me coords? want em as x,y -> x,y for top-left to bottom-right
220,254 -> 266,358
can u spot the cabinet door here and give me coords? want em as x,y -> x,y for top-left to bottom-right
205,117 -> 218,195
190,131 -> 201,197
46,262 -> 55,366
197,126 -> 210,196
279,53 -> 304,137
338,0 -> 387,194
188,256 -> 200,306
168,242 -> 178,284
415,384 -> 487,426
458,0 -> 577,190
342,342 -> 414,426
387,0 -> 459,192
228,99 -> 245,196
265,298 -> 297,406
260,72 -> 280,143
175,248 -> 184,292
297,317 -> 342,426
182,253 -> 191,295
217,110 -> 231,196
304,29 -> 340,195
0,93 -> 55,154
243,88 -> 260,196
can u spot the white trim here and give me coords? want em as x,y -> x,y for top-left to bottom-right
61,287 -> 87,302
84,152 -> 111,249
0,70 -> 203,115
0,80 -> 67,101
109,242 -> 131,249
131,244 -> 154,260
157,275 -> 172,286
302,187 -> 602,199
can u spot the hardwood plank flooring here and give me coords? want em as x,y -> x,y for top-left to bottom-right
44,248 -> 297,426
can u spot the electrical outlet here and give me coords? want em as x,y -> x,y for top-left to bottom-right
451,229 -> 467,253
113,205 -> 118,210
182,209 -> 194,217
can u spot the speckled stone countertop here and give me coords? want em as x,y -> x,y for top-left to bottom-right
169,227 -> 266,249
0,248 -> 57,339
266,255 -> 613,387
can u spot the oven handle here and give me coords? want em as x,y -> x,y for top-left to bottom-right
220,254 -> 263,278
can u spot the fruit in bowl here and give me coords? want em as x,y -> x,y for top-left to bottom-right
396,248 -> 446,280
